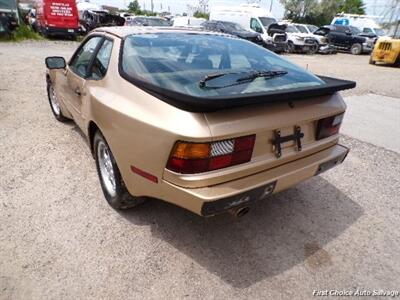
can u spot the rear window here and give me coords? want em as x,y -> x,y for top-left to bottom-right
121,33 -> 324,98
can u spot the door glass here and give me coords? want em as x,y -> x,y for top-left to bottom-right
89,39 -> 113,80
250,18 -> 263,34
70,36 -> 103,78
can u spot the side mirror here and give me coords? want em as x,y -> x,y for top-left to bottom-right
45,56 -> 66,69
345,30 -> 352,35
256,27 -> 263,34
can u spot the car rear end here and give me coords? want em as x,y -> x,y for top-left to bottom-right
42,0 -> 79,37
161,94 -> 348,216
116,30 -> 352,217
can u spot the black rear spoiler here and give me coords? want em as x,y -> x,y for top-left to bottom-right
120,71 -> 356,112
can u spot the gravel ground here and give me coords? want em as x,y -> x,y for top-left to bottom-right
1,40 -> 400,300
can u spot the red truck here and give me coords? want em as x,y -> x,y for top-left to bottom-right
35,0 -> 79,38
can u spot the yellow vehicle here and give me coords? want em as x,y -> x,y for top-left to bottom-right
369,22 -> 400,66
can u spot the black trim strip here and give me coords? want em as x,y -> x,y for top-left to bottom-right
118,36 -> 356,113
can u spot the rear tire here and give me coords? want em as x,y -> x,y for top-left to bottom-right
94,131 -> 145,210
47,82 -> 69,122
350,43 -> 362,55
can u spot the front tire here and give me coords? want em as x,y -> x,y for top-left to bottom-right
350,43 -> 362,55
308,41 -> 319,54
47,82 -> 69,122
94,131 -> 145,210
394,54 -> 400,67
369,55 -> 376,65
286,41 -> 295,53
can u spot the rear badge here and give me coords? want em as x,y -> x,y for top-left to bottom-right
272,126 -> 304,158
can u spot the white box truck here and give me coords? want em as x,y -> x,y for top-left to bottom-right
209,3 -> 287,53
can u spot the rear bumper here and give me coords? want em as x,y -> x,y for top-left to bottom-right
161,144 -> 349,216
372,48 -> 399,64
44,26 -> 79,36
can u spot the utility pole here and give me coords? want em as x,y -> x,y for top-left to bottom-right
269,0 -> 273,12
151,0 -> 154,13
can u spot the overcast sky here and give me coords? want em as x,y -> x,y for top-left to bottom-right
91,0 -> 396,21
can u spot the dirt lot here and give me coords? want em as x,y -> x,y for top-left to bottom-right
1,41 -> 400,300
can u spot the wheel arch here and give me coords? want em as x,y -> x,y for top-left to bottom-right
88,120 -> 100,156
46,72 -> 52,87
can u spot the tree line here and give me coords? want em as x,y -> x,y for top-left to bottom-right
280,0 -> 365,26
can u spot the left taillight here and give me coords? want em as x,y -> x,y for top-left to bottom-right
316,113 -> 344,140
166,135 -> 256,174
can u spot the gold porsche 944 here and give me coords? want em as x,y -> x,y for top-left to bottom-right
45,27 -> 354,217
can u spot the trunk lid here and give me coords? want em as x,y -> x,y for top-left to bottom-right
204,94 -> 346,180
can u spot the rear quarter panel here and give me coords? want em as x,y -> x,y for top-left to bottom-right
85,36 -> 212,197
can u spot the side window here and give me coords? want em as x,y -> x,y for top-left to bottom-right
335,26 -> 347,33
89,39 -> 113,80
363,27 -> 372,33
70,36 -> 103,78
250,18 -> 263,34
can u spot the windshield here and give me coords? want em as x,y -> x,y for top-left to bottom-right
121,33 -> 324,98
350,26 -> 361,34
296,25 -> 308,33
314,27 -> 329,36
287,25 -> 300,33
259,17 -> 276,27
374,28 -> 386,36
222,22 -> 245,32
307,25 -> 318,33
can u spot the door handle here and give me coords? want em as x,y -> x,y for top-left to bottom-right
74,88 -> 81,96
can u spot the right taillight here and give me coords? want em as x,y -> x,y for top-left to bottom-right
316,113 -> 344,140
166,135 -> 256,174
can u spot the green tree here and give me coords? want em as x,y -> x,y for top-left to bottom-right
193,11 -> 209,20
128,0 -> 141,14
280,0 -> 318,20
280,0 -> 366,26
339,0 -> 365,14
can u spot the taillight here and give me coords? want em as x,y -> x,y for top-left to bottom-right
316,113 -> 344,140
166,135 -> 256,174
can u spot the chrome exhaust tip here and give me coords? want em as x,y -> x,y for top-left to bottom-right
229,206 -> 250,218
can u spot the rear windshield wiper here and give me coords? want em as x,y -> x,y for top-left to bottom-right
199,70 -> 288,89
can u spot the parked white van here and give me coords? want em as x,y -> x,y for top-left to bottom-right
210,4 -> 287,52
332,13 -> 386,37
